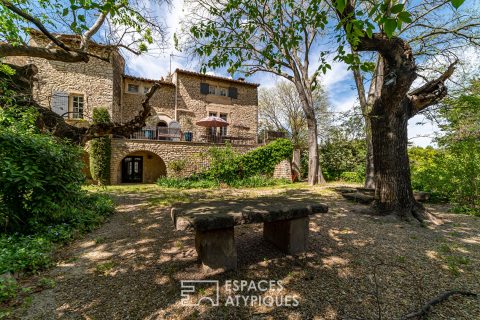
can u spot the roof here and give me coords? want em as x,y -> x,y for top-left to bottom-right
29,29 -> 117,51
123,74 -> 175,87
174,69 -> 259,87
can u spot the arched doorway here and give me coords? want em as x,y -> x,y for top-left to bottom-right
119,151 -> 166,183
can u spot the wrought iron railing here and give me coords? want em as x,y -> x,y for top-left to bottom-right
128,126 -> 256,145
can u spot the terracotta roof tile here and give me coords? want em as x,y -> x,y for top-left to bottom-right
123,74 -> 175,86
174,69 -> 259,87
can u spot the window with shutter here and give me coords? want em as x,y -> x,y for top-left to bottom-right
200,82 -> 209,94
228,87 -> 238,99
71,95 -> 84,119
51,91 -> 69,117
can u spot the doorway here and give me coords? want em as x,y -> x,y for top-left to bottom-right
122,156 -> 143,183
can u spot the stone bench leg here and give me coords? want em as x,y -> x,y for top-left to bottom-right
195,227 -> 237,271
263,217 -> 309,254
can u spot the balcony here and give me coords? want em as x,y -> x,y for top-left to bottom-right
128,126 -> 257,145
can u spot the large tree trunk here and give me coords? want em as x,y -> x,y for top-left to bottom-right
370,98 -> 420,219
305,114 -> 320,185
294,80 -> 325,185
352,54 -> 383,189
338,1 -> 456,223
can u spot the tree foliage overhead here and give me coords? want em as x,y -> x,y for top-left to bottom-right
0,0 -> 167,61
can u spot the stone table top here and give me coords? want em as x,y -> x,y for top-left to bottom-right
171,198 -> 329,232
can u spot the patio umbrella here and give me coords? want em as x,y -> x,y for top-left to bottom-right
196,116 -> 229,127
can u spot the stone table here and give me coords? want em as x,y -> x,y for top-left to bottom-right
171,198 -> 329,271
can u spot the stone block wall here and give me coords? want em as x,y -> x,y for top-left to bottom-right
273,159 -> 293,182
121,77 -> 176,123
109,139 -> 291,184
5,33 -> 123,122
110,139 -> 255,184
174,71 -> 258,140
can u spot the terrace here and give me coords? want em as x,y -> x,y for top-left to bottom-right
128,126 -> 258,145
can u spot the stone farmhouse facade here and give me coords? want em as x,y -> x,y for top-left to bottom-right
7,31 -> 291,184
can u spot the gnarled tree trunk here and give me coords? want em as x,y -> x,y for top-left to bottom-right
370,98 -> 419,218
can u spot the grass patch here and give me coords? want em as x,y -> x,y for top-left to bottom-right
156,175 -> 291,190
0,193 -> 114,302
95,261 -> 116,275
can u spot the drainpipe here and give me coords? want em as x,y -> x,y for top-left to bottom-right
174,72 -> 178,121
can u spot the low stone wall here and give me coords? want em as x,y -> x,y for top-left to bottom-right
109,139 -> 292,184
273,159 -> 293,182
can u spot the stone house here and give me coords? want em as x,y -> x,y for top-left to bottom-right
7,31 -> 291,184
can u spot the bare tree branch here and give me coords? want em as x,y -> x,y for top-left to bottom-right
0,0 -> 72,53
409,61 -> 458,116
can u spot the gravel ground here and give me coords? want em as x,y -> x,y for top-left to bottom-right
9,184 -> 480,320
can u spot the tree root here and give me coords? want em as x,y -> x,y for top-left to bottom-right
410,202 -> 443,226
399,290 -> 478,320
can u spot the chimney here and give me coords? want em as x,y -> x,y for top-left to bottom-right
237,77 -> 245,82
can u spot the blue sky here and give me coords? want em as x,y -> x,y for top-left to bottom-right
122,0 -> 479,147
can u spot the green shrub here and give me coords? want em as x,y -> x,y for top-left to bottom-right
205,143 -> 242,182
91,107 -> 111,125
409,145 -> 479,214
0,236 -> 53,274
240,138 -> 293,177
339,171 -> 364,183
0,193 -> 113,275
0,126 -> 85,232
89,108 -> 112,185
0,276 -> 18,303
168,159 -> 188,177
204,139 -> 293,182
319,139 -> 366,182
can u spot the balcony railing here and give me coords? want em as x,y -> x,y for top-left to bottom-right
128,126 -> 256,145
129,126 -> 182,141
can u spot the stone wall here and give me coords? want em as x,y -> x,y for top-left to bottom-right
174,71 -> 258,140
110,139 -> 255,184
5,34 -> 123,122
121,78 -> 176,123
273,159 -> 293,182
119,71 -> 259,142
109,139 -> 291,184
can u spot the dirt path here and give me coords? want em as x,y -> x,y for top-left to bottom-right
12,185 -> 480,319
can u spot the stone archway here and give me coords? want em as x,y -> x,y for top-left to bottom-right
117,150 -> 166,183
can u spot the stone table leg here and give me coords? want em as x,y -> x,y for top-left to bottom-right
263,217 -> 309,254
195,227 -> 237,271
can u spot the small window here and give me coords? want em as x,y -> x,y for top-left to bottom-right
143,86 -> 150,93
208,85 -> 216,95
228,87 -> 238,99
127,84 -> 139,93
71,95 -> 84,119
200,82 -> 209,94
218,87 -> 227,96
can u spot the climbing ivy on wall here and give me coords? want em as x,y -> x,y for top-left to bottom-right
206,138 -> 293,182
89,108 -> 111,185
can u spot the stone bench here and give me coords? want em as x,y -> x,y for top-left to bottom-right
170,198 -> 328,271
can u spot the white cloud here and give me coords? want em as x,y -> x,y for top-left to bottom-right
322,61 -> 351,89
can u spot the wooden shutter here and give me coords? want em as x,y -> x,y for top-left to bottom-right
228,87 -> 238,99
51,91 -> 69,117
200,82 -> 209,94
